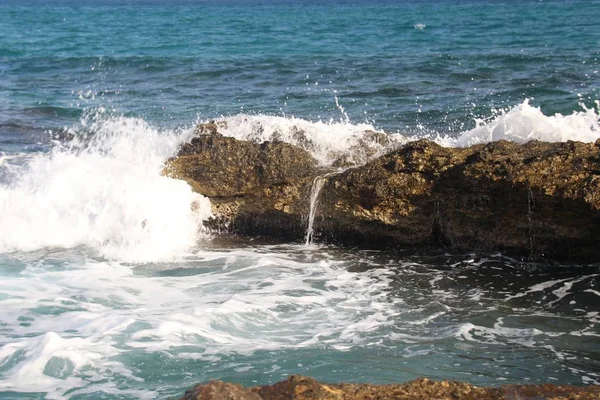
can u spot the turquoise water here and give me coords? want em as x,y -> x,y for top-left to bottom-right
1,0 -> 600,398
1,0 -> 599,138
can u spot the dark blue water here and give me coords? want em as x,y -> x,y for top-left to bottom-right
1,1 -> 600,399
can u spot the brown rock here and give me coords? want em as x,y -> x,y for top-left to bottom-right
164,125 -> 323,240
180,375 -> 600,400
317,139 -> 600,261
181,380 -> 261,400
166,122 -> 600,261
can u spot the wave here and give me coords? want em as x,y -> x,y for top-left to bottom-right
203,100 -> 600,167
0,99 -> 597,261
0,110 -> 212,262
436,99 -> 600,147
214,114 -> 408,166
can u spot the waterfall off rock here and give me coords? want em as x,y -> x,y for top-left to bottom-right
305,175 -> 329,246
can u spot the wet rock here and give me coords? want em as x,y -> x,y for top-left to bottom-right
194,120 -> 228,136
166,122 -> 600,261
181,380 -> 262,400
330,130 -> 394,168
180,375 -> 600,400
164,125 -> 322,240
317,139 -> 600,261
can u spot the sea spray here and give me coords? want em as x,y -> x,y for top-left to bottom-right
216,114 -> 406,166
202,100 -> 600,170
435,99 -> 600,147
0,111 -> 212,262
9,98 -> 594,261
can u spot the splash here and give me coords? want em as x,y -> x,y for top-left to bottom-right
207,100 -> 600,170
0,111 -> 212,262
216,114 -> 407,166
437,99 -> 600,147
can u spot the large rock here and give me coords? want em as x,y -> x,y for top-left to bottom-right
165,122 -> 323,240
165,123 -> 600,261
181,375 -> 600,400
317,139 -> 600,261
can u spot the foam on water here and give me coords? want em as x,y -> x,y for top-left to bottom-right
0,111 -> 212,262
0,247 -> 403,398
216,114 -> 407,166
436,99 -> 600,147
0,248 -> 598,398
206,100 -> 600,169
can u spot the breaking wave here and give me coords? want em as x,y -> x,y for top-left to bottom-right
207,100 -> 600,167
0,110 -> 212,262
0,99 -> 597,261
436,99 -> 600,147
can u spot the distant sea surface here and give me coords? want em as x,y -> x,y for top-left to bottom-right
1,0 -> 600,399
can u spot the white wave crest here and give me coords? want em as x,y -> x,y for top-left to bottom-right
216,114 -> 408,166
209,100 -> 600,167
437,99 -> 600,147
0,111 -> 212,262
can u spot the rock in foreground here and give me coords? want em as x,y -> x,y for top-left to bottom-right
181,375 -> 600,400
165,123 -> 600,261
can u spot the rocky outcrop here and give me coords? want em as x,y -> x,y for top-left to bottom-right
165,123 -> 600,261
165,122 -> 323,240
317,139 -> 600,261
181,375 -> 600,400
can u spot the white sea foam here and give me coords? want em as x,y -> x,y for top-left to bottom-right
436,99 -> 600,147
207,100 -> 600,169
0,111 -> 212,262
0,247 -> 402,397
216,114 -> 407,166
1,247 -> 598,397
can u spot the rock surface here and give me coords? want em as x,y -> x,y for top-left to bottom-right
180,375 -> 600,400
165,123 -> 600,261
165,122 -> 322,240
318,139 -> 600,261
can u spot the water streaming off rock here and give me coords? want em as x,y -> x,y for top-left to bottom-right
305,174 -> 337,246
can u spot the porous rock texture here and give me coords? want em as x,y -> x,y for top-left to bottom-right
165,122 -> 600,261
165,121 -> 321,240
180,375 -> 600,400
318,139 -> 600,261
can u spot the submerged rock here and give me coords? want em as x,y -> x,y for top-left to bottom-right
165,123 -> 600,261
181,375 -> 600,400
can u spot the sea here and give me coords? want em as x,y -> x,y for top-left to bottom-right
1,0 -> 600,398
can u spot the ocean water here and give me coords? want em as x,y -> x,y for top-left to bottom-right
1,0 -> 600,398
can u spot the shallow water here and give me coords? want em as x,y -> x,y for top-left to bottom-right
1,0 -> 600,398
1,243 -> 599,399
